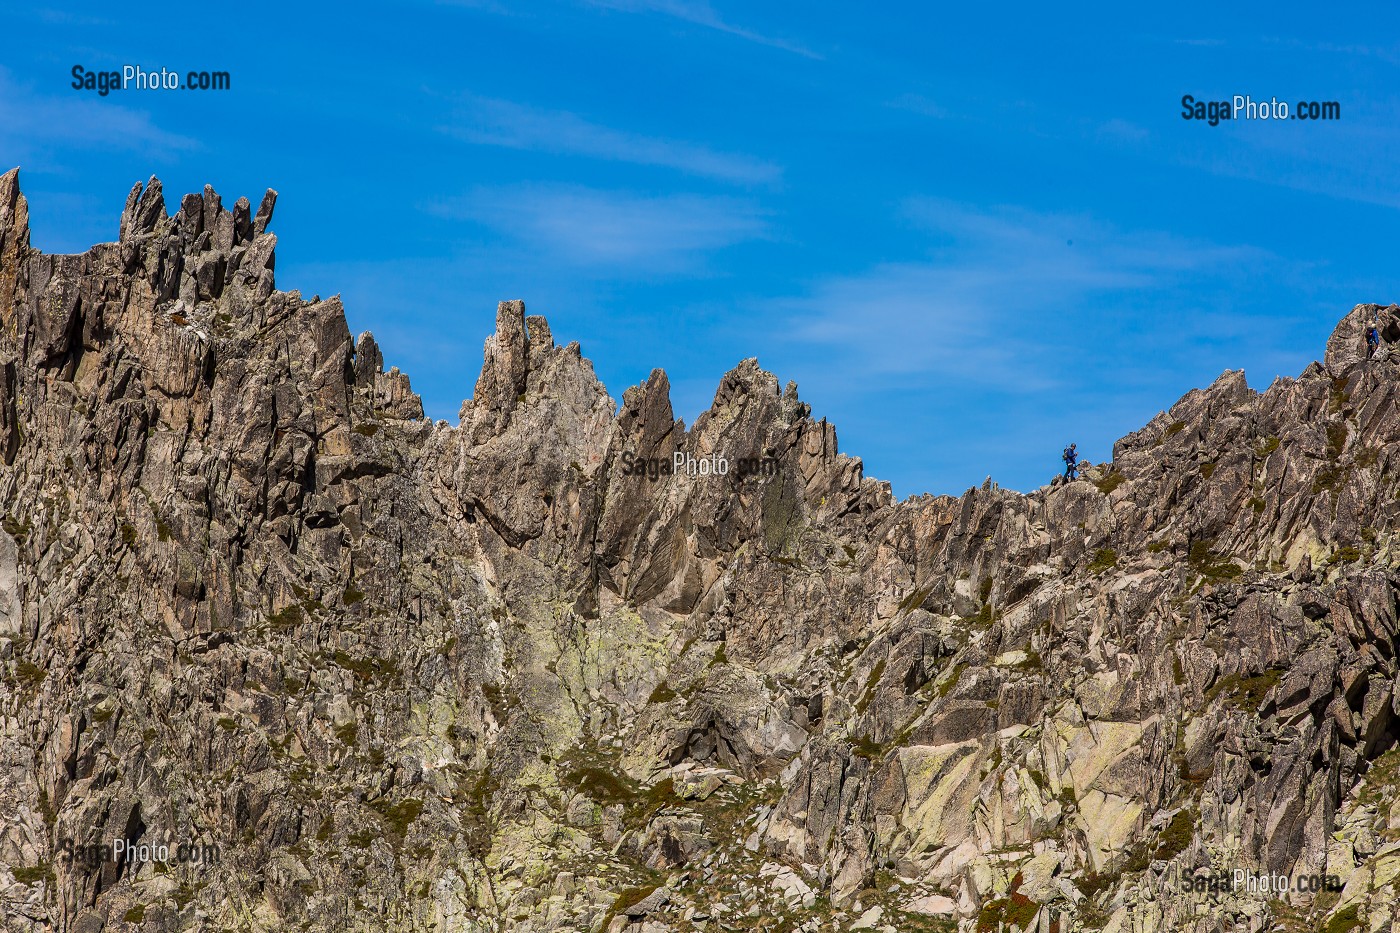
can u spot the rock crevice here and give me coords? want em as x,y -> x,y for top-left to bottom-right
1,172 -> 1399,933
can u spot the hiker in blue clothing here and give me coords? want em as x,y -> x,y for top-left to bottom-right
1063,443 -> 1078,479
1367,325 -> 1381,359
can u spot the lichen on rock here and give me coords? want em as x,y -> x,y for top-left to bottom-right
1,169 -> 1399,932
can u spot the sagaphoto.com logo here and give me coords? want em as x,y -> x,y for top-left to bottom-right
1181,94 -> 1339,125
71,64 -> 230,96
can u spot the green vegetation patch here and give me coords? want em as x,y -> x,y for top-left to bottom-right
1015,648 -> 1043,671
647,681 -> 678,704
13,659 -> 45,691
1087,548 -> 1118,575
854,658 -> 887,715
268,604 -> 304,629
1094,470 -> 1125,494
1188,540 -> 1241,581
1327,546 -> 1362,565
1358,748 -> 1400,809
600,881 -> 663,932
346,827 -> 376,848
369,797 -> 423,841
1326,421 -> 1349,458
560,757 -> 638,806
1057,786 -> 1076,811
1205,668 -> 1283,710
976,872 -> 1038,933
1255,435 -> 1280,458
460,769 -> 500,860
12,863 -> 53,885
2,513 -> 32,539
1119,807 -> 1199,880
1078,870 -> 1114,901
897,585 -> 933,614
1324,904 -> 1362,933
934,662 -> 968,699
1155,809 -> 1196,861
851,735 -> 885,760
636,777 -> 682,821
889,912 -> 956,932
37,787 -> 55,827
558,747 -> 683,828
331,649 -> 399,684
1312,463 -> 1346,494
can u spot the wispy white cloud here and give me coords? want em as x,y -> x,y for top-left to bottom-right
586,0 -> 820,59
748,201 -> 1311,495
888,93 -> 947,119
32,8 -> 113,26
438,96 -> 781,185
1262,36 -> 1400,66
0,67 -> 199,160
1175,104 -> 1400,210
1098,118 -> 1149,143
426,184 -> 767,272
432,0 -> 512,10
772,199 -> 1272,390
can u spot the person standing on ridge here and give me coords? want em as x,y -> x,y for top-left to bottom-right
1367,324 -> 1381,359
1063,443 -> 1078,480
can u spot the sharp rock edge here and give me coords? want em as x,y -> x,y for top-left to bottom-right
2,168 -> 1400,932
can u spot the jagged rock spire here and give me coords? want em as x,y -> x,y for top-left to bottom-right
469,299 -> 532,440
1,177 -> 1398,932
0,168 -> 29,345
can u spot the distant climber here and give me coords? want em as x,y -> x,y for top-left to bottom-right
1367,325 -> 1381,359
1063,443 -> 1078,480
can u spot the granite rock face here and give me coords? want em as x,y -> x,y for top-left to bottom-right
2,170 -> 1400,932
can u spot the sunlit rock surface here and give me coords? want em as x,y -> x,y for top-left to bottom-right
2,169 -> 1399,931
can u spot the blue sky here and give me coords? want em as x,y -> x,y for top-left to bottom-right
3,3 -> 1397,497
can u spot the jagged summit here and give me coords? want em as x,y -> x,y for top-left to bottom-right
6,165 -> 1390,504
3,174 -> 1400,932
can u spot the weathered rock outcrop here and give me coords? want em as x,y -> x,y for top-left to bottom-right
2,170 -> 1399,932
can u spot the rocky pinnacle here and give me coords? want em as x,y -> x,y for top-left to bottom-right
1,170 -> 1399,932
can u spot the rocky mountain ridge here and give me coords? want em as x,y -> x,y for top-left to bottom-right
2,170 -> 1399,933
